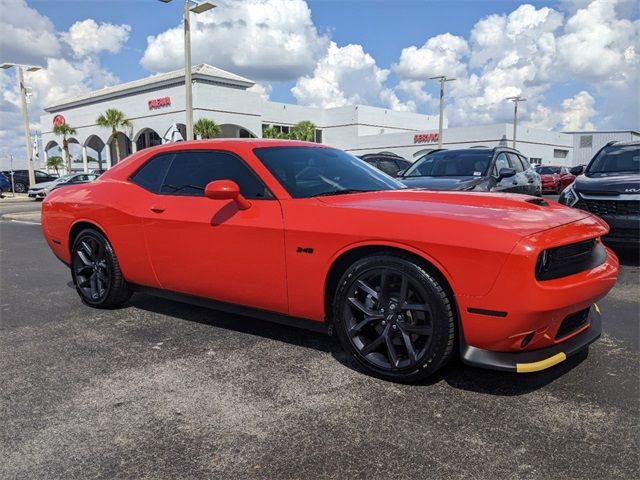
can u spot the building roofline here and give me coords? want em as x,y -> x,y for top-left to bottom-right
44,64 -> 255,113
563,130 -> 640,135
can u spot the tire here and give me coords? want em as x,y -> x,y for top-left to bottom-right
14,182 -> 27,193
333,254 -> 455,383
71,228 -> 132,308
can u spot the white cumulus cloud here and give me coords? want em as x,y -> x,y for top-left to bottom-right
62,19 -> 131,57
291,42 -> 390,108
141,0 -> 329,81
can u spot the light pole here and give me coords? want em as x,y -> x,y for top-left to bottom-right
159,0 -> 216,141
429,76 -> 456,149
506,96 -> 526,149
1,62 -> 42,188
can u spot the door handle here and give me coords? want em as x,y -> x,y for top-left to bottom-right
150,205 -> 165,213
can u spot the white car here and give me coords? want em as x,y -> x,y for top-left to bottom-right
28,173 -> 98,200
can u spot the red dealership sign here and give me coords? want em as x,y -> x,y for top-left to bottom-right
148,96 -> 172,110
52,114 -> 66,127
414,132 -> 439,144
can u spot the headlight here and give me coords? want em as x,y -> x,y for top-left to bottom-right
559,182 -> 579,206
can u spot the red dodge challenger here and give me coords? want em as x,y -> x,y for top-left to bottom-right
41,140 -> 618,383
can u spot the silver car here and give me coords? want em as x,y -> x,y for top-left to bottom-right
28,173 -> 98,200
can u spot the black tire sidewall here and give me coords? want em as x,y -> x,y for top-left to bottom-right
14,182 -> 27,193
71,229 -> 128,308
333,255 -> 454,383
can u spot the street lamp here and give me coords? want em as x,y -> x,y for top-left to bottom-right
506,96 -> 526,149
159,0 -> 216,141
1,62 -> 42,188
429,76 -> 456,149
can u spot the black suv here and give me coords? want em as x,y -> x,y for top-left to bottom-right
398,147 -> 541,196
358,152 -> 412,177
559,141 -> 639,247
0,169 -> 58,193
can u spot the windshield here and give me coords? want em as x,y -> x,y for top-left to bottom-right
586,145 -> 640,176
403,150 -> 492,178
253,146 -> 404,198
535,166 -> 560,174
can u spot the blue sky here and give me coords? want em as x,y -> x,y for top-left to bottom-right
0,0 -> 638,166
29,0 -> 575,104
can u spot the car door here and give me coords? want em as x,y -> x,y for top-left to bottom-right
489,152 -> 517,193
505,153 -> 529,193
132,150 -> 289,314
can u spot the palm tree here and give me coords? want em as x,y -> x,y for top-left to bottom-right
96,108 -> 132,163
262,125 -> 286,139
46,155 -> 63,176
194,118 -> 221,139
289,121 -> 317,142
52,123 -> 77,173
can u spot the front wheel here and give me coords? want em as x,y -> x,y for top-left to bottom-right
14,182 -> 27,193
71,228 -> 132,308
333,255 -> 455,383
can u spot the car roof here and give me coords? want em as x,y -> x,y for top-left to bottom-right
605,140 -> 640,147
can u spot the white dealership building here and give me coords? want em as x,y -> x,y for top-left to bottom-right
39,64 -> 637,172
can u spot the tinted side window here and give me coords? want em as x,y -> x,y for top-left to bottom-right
493,153 -> 509,175
161,151 -> 270,199
520,156 -> 531,170
507,153 -> 524,172
131,153 -> 174,193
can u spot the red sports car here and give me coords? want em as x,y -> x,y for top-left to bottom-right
535,165 -> 576,194
41,140 -> 618,383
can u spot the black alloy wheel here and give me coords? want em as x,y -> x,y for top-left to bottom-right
334,255 -> 455,383
14,182 -> 27,193
71,229 -> 131,308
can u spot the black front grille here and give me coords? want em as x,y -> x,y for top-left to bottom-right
535,239 -> 606,281
577,199 -> 640,216
556,307 -> 590,339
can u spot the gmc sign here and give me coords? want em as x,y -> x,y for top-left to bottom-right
414,133 -> 439,144
148,96 -> 172,109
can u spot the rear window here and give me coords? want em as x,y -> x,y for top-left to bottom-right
404,150 -> 492,177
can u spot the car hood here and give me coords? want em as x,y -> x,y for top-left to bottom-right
574,173 -> 640,195
539,174 -> 558,182
399,176 -> 482,191
317,189 -> 594,237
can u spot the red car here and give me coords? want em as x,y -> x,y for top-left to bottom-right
535,165 -> 576,194
41,140 -> 618,383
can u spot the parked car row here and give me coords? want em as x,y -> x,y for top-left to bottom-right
360,141 -> 639,248
0,169 -> 59,194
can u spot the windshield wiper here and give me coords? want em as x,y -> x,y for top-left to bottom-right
311,189 -> 372,197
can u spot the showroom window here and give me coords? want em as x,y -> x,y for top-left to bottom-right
159,151 -> 271,199
553,149 -> 569,159
529,157 -> 542,165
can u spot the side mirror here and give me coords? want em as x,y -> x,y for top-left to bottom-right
204,179 -> 251,210
396,169 -> 405,177
569,165 -> 584,176
497,167 -> 516,180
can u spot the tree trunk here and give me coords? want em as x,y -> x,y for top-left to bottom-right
113,129 -> 121,163
63,138 -> 71,174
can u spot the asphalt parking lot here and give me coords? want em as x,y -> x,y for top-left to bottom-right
1,200 -> 638,480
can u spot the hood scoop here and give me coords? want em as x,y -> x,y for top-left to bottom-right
526,198 -> 549,207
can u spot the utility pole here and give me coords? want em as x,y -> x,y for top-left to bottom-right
159,1 -> 216,142
429,76 -> 456,149
506,96 -> 526,149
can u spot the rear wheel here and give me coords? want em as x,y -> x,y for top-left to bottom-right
14,182 -> 27,193
71,229 -> 132,308
333,255 -> 455,383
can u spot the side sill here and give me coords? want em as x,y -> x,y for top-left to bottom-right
132,285 -> 329,335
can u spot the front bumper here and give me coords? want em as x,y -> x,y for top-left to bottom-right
461,305 -> 601,372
